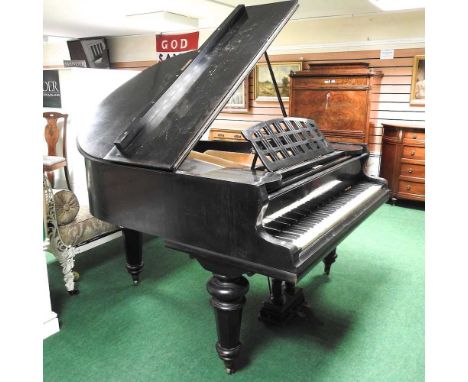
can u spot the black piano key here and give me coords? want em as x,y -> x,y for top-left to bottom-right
277,216 -> 299,224
266,220 -> 291,229
285,210 -> 308,218
274,232 -> 298,241
264,226 -> 299,239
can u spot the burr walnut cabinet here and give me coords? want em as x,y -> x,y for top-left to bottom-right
289,62 -> 381,145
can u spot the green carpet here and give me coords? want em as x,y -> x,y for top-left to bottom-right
44,203 -> 424,381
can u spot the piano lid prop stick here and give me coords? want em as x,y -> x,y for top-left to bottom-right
264,52 -> 287,118
250,152 -> 259,170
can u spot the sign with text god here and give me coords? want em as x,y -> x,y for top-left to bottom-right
156,32 -> 199,62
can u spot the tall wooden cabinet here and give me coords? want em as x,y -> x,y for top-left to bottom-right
379,123 -> 425,202
289,63 -> 380,144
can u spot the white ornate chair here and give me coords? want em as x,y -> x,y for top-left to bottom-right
43,175 -> 123,294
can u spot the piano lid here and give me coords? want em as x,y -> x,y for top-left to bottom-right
78,0 -> 299,171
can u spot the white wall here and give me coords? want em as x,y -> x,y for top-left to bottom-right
267,10 -> 425,53
45,68 -> 138,204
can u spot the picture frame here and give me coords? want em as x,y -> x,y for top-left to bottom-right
410,55 -> 425,106
223,78 -> 249,113
254,61 -> 302,101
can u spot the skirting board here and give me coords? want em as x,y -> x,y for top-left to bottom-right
43,311 -> 60,339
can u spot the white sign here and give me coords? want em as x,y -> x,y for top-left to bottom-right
380,49 -> 395,60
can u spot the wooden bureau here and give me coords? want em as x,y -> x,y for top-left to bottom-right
289,63 -> 382,144
379,123 -> 425,202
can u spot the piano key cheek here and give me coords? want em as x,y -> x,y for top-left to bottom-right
257,226 -> 299,250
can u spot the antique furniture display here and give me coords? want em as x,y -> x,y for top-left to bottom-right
43,175 -> 143,294
43,112 -> 72,190
379,122 -> 425,202
77,1 -> 389,374
289,62 -> 380,145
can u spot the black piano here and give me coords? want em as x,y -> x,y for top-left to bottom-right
78,0 -> 389,374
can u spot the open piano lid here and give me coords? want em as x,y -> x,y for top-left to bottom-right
78,1 -> 299,171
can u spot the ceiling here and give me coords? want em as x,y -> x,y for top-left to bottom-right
43,0 -> 421,39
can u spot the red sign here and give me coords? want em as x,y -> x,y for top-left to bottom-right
156,32 -> 199,53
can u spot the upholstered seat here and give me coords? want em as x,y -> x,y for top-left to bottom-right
43,155 -> 67,171
44,175 -> 121,294
57,205 -> 116,247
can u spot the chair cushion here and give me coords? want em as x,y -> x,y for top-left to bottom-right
58,206 -> 118,246
43,155 -> 66,166
54,190 -> 80,225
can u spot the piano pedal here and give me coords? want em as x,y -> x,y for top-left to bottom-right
258,288 -> 306,326
296,308 -> 307,319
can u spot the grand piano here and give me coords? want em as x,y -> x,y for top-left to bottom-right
78,0 -> 389,374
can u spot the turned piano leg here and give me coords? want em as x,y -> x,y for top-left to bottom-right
207,274 -> 249,374
323,249 -> 338,275
122,228 -> 144,285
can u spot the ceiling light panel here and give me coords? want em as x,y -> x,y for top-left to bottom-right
369,0 -> 425,11
126,11 -> 198,32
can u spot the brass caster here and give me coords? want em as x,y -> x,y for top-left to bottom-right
131,275 -> 140,286
73,271 -> 80,281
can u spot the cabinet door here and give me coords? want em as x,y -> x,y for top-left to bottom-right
290,89 -> 369,135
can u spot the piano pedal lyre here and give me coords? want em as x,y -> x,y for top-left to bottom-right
258,279 -> 306,326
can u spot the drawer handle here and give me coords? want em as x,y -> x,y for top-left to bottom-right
412,134 -> 417,139
408,168 -> 414,174
234,134 -> 242,139
410,150 -> 416,156
406,185 -> 411,191
217,133 -> 225,137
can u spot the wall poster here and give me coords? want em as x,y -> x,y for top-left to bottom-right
43,70 -> 61,108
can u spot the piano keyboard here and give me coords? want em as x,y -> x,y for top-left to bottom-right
263,181 -> 383,249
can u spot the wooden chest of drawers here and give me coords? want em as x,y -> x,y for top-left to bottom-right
379,123 -> 425,202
